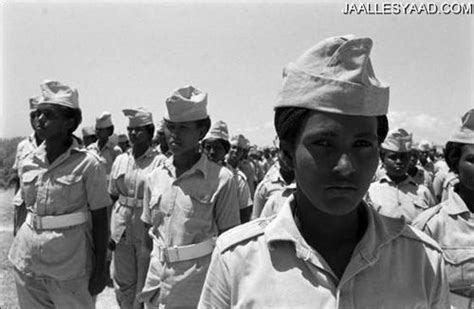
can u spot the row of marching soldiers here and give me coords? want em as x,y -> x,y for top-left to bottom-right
8,35 -> 474,308
8,80 -> 287,309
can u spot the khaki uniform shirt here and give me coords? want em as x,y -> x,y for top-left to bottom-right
367,175 -> 436,224
260,183 -> 296,218
140,154 -> 240,307
238,159 -> 258,198
225,164 -> 252,210
252,166 -> 288,220
87,140 -> 122,177
108,147 -> 165,243
199,194 -> 449,308
12,134 -> 41,207
414,186 -> 474,303
432,170 -> 459,203
8,140 -> 111,280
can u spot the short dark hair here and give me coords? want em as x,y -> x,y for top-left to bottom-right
274,107 -> 389,150
196,117 -> 211,136
444,141 -> 464,174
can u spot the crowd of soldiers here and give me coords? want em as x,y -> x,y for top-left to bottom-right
7,34 -> 474,309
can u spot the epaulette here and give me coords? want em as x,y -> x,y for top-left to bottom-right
217,218 -> 271,253
400,224 -> 443,254
82,148 -> 105,163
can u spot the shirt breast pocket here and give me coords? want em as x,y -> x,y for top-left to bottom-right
21,171 -> 39,206
443,248 -> 474,292
149,193 -> 166,226
55,174 -> 84,205
186,187 -> 214,218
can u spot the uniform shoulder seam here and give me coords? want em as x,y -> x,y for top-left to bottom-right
399,225 -> 443,253
216,218 -> 270,253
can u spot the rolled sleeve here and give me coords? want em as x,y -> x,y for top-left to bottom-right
215,176 -> 240,231
198,247 -> 231,308
141,174 -> 153,225
85,160 -> 111,210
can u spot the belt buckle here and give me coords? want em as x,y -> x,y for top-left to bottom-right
167,246 -> 179,263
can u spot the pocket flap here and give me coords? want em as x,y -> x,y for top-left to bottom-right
22,171 -> 39,184
55,174 -> 83,186
443,248 -> 474,265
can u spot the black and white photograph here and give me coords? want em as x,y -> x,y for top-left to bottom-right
0,0 -> 473,308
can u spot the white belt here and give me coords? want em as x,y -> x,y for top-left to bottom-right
153,237 -> 216,263
118,195 -> 143,208
450,292 -> 474,308
26,211 -> 89,230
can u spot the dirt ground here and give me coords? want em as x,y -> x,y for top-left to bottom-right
0,189 -> 119,309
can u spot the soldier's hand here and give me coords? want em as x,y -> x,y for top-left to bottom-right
88,267 -> 107,296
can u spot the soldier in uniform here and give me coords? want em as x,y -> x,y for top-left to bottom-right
118,134 -> 131,153
82,126 -> 97,148
109,108 -> 165,309
11,96 -> 44,235
202,120 -> 253,223
154,119 -> 172,158
251,153 -> 295,220
87,111 -> 122,182
227,134 -> 257,198
199,35 -> 448,308
8,80 -> 111,308
367,128 -> 436,224
414,109 -> 474,308
140,85 -> 240,308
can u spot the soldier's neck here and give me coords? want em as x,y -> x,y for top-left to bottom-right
173,150 -> 201,177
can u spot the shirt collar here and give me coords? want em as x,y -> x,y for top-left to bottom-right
128,146 -> 157,161
264,193 -> 406,264
163,153 -> 209,179
444,185 -> 471,216
33,138 -> 82,168
379,174 -> 417,186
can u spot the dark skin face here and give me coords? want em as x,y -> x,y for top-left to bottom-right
408,149 -> 419,169
286,111 -> 379,216
282,110 -> 379,279
202,139 -> 228,164
419,150 -> 429,165
227,143 -> 245,168
36,104 -> 74,142
95,127 -> 112,141
383,150 -> 410,179
453,144 -> 474,212
164,120 -> 206,156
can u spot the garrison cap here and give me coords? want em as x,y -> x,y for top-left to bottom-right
82,126 -> 96,137
203,120 -> 230,143
165,85 -> 208,122
417,140 -> 431,152
118,134 -> 129,143
122,108 -> 154,128
381,128 -> 412,152
95,112 -> 113,129
29,96 -> 41,111
231,134 -> 250,149
39,80 -> 79,109
448,109 -> 474,144
275,35 -> 389,116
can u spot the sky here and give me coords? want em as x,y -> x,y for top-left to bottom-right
1,1 -> 473,147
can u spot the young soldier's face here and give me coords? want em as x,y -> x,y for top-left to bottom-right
458,144 -> 474,191
165,120 -> 202,155
383,150 -> 410,178
291,111 -> 379,215
203,139 -> 227,164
